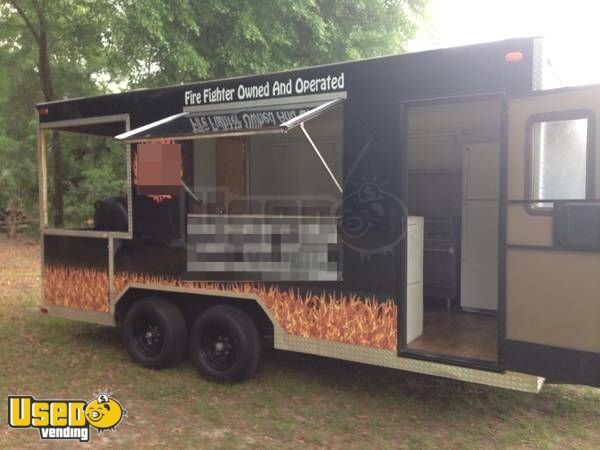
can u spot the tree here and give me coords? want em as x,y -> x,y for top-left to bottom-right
0,30 -> 38,235
0,0 -> 426,231
112,0 -> 426,87
1,0 -> 120,226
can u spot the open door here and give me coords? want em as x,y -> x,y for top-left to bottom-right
505,86 -> 600,386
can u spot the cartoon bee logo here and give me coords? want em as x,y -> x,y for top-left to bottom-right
84,392 -> 127,433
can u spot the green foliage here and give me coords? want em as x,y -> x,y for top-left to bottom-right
0,51 -> 38,214
112,0 -> 426,86
0,134 -> 22,206
0,0 -> 118,227
53,134 -> 127,228
0,0 -> 426,230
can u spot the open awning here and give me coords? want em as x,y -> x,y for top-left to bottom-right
116,97 -> 344,193
115,98 -> 344,143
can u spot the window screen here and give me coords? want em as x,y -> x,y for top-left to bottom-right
530,117 -> 589,210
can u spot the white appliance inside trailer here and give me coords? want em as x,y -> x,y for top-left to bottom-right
460,142 -> 499,312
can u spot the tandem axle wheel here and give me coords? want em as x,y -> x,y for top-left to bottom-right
124,298 -> 261,382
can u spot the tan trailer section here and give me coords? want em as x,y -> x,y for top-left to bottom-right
505,86 -> 600,384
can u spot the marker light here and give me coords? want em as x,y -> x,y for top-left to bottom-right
505,52 -> 524,63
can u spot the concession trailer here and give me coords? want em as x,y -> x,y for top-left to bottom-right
35,37 -> 600,392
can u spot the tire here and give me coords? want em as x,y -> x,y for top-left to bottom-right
189,304 -> 261,382
123,297 -> 187,369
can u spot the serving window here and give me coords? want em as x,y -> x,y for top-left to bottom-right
118,98 -> 345,217
39,115 -> 132,236
115,97 -> 345,281
189,104 -> 343,216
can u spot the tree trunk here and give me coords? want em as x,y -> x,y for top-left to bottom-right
4,198 -> 23,238
51,130 -> 64,227
38,21 -> 64,227
6,217 -> 17,239
9,2 -> 63,226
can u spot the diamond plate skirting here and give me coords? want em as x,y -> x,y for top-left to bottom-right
274,331 -> 544,393
112,282 -> 544,393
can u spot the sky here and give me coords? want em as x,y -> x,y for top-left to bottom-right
408,0 -> 600,87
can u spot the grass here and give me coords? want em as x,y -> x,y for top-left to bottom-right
1,235 -> 600,448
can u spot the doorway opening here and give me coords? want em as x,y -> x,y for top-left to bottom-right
405,97 -> 502,364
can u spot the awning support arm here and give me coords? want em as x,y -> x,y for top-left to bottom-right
181,179 -> 199,202
281,98 -> 344,131
299,122 -> 342,194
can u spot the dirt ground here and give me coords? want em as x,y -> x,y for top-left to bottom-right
0,235 -> 40,307
1,235 -> 600,449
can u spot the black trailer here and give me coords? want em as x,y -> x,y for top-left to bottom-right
36,37 -> 600,391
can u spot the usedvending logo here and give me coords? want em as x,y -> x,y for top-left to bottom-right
7,391 -> 127,442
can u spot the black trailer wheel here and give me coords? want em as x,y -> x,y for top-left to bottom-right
189,305 -> 261,382
123,297 -> 187,368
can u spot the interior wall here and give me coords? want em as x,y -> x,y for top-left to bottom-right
193,138 -> 216,191
407,100 -> 502,143
407,134 -> 463,217
249,108 -> 343,201
406,100 -> 502,217
408,173 -> 463,217
191,107 -> 343,215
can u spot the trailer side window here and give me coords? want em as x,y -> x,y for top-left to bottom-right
528,113 -> 593,211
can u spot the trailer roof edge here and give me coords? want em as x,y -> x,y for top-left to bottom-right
35,36 -> 540,108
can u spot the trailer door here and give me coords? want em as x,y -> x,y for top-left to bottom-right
505,86 -> 600,386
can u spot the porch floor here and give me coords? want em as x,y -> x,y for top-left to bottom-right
408,308 -> 498,362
